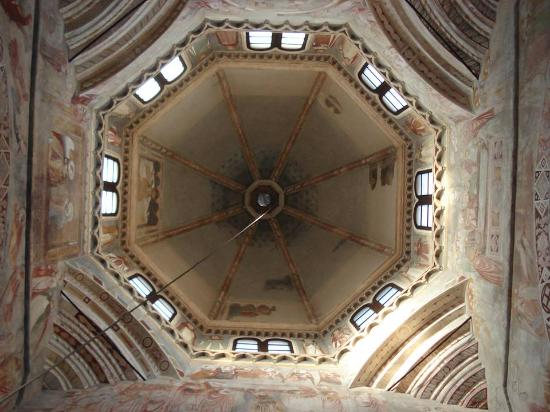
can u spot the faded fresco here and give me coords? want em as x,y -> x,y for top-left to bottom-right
0,1 -> 548,411
137,156 -> 161,228
45,132 -> 81,259
19,378 -> 476,412
0,1 -> 33,411
508,0 -> 550,410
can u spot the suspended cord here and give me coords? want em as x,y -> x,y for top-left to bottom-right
0,211 -> 267,406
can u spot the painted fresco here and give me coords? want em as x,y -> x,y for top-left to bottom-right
331,326 -> 352,349
226,302 -> 277,320
18,378 -> 474,412
137,156 -> 161,228
0,64 -> 9,262
46,131 -> 81,259
0,2 -> 547,411
0,2 -> 33,410
264,275 -> 293,291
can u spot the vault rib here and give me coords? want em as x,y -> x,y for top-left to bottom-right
137,206 -> 244,246
285,146 -> 396,195
209,226 -> 257,320
140,136 -> 246,192
271,72 -> 326,181
269,219 -> 317,324
283,206 -> 394,256
216,70 -> 261,180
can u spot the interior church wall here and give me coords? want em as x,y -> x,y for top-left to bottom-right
17,377 -> 484,412
1,1 -> 548,411
0,2 -> 34,411
442,0 -> 516,410
509,0 -> 550,410
1,0 -> 86,410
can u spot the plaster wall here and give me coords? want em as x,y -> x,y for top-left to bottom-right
1,0 -> 86,409
18,377 -> 483,412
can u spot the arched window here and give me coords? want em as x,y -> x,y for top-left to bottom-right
360,64 -> 385,90
247,31 -> 274,50
128,274 -> 177,322
351,283 -> 403,331
414,169 -> 434,230
351,304 -> 377,330
280,32 -> 307,50
266,339 -> 293,354
233,338 -> 261,353
134,55 -> 186,103
358,63 -> 408,115
382,88 -> 408,113
101,155 -> 120,216
374,284 -> 402,307
128,274 -> 154,298
233,338 -> 294,354
152,297 -> 177,322
246,31 -> 307,52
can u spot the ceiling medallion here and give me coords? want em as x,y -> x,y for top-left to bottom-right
244,180 -> 284,219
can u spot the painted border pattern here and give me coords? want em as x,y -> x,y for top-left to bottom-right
87,20 -> 446,354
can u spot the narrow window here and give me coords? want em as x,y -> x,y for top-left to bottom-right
160,56 -> 185,83
152,297 -> 177,322
233,338 -> 260,353
351,305 -> 377,330
247,31 -> 274,50
414,170 -> 434,230
247,31 -> 307,51
382,87 -> 408,114
359,64 -> 385,90
350,284 -> 403,330
101,155 -> 120,216
358,63 -> 409,115
280,32 -> 307,50
266,339 -> 293,354
374,284 -> 402,307
135,77 -> 161,102
128,274 -> 154,298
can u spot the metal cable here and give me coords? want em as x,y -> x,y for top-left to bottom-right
0,211 -> 267,406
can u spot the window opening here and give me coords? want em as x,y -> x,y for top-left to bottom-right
234,338 -> 261,352
351,305 -> 377,330
128,274 -> 176,322
247,31 -> 274,50
375,284 -> 402,306
414,170 -> 434,230
134,55 -> 187,103
351,284 -> 403,330
152,298 -> 176,321
233,338 -> 294,354
382,87 -> 408,113
360,64 -> 385,90
358,63 -> 409,115
281,32 -> 307,50
135,77 -> 161,102
128,275 -> 154,298
160,56 -> 185,82
266,339 -> 293,354
101,155 -> 120,216
246,31 -> 307,51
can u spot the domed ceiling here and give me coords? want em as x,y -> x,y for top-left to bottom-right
92,23 -> 444,339
125,60 -> 408,331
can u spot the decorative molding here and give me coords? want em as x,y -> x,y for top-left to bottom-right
88,20 -> 446,351
60,0 -> 187,90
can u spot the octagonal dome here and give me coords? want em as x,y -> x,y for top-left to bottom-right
123,60 -> 409,331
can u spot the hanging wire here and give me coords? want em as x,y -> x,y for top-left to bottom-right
0,211 -> 268,406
